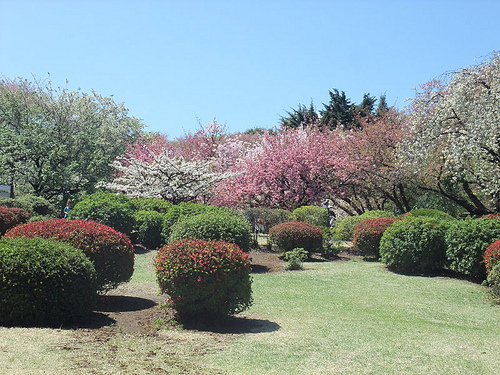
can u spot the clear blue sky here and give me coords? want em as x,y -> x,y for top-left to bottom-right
1,0 -> 499,138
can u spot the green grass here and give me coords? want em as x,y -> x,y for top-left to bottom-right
200,261 -> 500,374
1,252 -> 499,374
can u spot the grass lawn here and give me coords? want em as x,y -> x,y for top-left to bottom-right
1,251 -> 499,374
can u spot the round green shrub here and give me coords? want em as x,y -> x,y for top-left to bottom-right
401,208 -> 455,221
334,210 -> 396,241
132,197 -> 173,213
0,195 -> 56,216
134,210 -> 164,249
269,221 -> 323,256
168,211 -> 252,252
5,219 -> 134,292
69,191 -> 136,235
162,203 -> 241,241
380,216 -> 448,274
486,264 -> 500,300
484,239 -> 500,275
0,237 -> 97,326
353,217 -> 397,258
445,218 -> 500,280
291,205 -> 329,228
154,238 -> 253,320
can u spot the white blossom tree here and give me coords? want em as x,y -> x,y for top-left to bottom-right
401,52 -> 500,214
102,150 -> 237,204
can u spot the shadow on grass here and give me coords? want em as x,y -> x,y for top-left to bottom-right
183,315 -> 281,334
97,295 -> 157,313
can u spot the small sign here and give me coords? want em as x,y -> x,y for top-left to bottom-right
0,185 -> 12,198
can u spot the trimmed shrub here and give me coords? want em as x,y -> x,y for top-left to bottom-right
269,221 -> 323,256
5,219 -> 134,292
291,205 -> 329,228
401,208 -> 455,221
486,264 -> 500,300
334,210 -> 396,241
0,195 -> 55,216
353,217 -> 397,258
168,211 -> 252,252
484,239 -> 500,275
380,216 -> 448,274
0,237 -> 97,326
134,210 -> 165,249
482,213 -> 500,220
445,218 -> 500,280
243,207 -> 291,233
132,197 -> 173,213
69,191 -> 136,235
0,206 -> 31,236
154,239 -> 253,320
162,203 -> 241,241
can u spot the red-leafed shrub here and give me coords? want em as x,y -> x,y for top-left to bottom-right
484,239 -> 500,274
154,239 -> 252,320
5,219 -> 134,292
353,217 -> 397,258
482,213 -> 500,220
269,221 -> 323,256
0,206 -> 31,236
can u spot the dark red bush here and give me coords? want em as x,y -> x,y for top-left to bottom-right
484,239 -> 500,275
154,238 -> 253,320
353,217 -> 397,257
482,213 -> 500,220
5,219 -> 134,292
269,221 -> 323,255
0,206 -> 31,236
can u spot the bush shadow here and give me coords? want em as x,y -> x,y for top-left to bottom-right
97,295 -> 157,313
183,315 -> 281,334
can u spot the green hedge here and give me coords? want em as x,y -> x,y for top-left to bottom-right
168,211 -> 252,252
0,237 -> 97,326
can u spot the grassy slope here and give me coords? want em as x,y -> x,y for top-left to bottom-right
1,252 -> 499,374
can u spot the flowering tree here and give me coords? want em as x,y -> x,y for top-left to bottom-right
102,149 -> 237,204
212,128 -> 350,210
401,52 -> 500,214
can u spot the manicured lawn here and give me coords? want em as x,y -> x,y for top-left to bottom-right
1,252 -> 499,374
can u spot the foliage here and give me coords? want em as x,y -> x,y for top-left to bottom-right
486,264 -> 500,301
482,213 -> 500,220
290,205 -> 329,228
102,147 -> 236,204
0,77 -> 142,202
0,236 -> 97,326
154,238 -> 252,320
161,202 -> 230,240
269,221 -> 323,255
168,211 -> 252,252
5,219 -> 134,292
131,197 -> 173,213
134,210 -> 164,249
0,206 -> 31,236
401,52 -> 500,215
69,191 -> 136,235
352,217 -> 397,258
283,247 -> 309,271
243,207 -> 291,233
445,218 -> 500,279
212,127 -> 349,210
0,195 -> 56,216
484,239 -> 500,275
380,216 -> 448,273
401,208 -> 455,220
334,210 -> 396,241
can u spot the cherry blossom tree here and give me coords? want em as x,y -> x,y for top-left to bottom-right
401,52 -> 500,214
102,149 -> 237,204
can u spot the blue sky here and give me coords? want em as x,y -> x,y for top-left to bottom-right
1,0 -> 499,138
